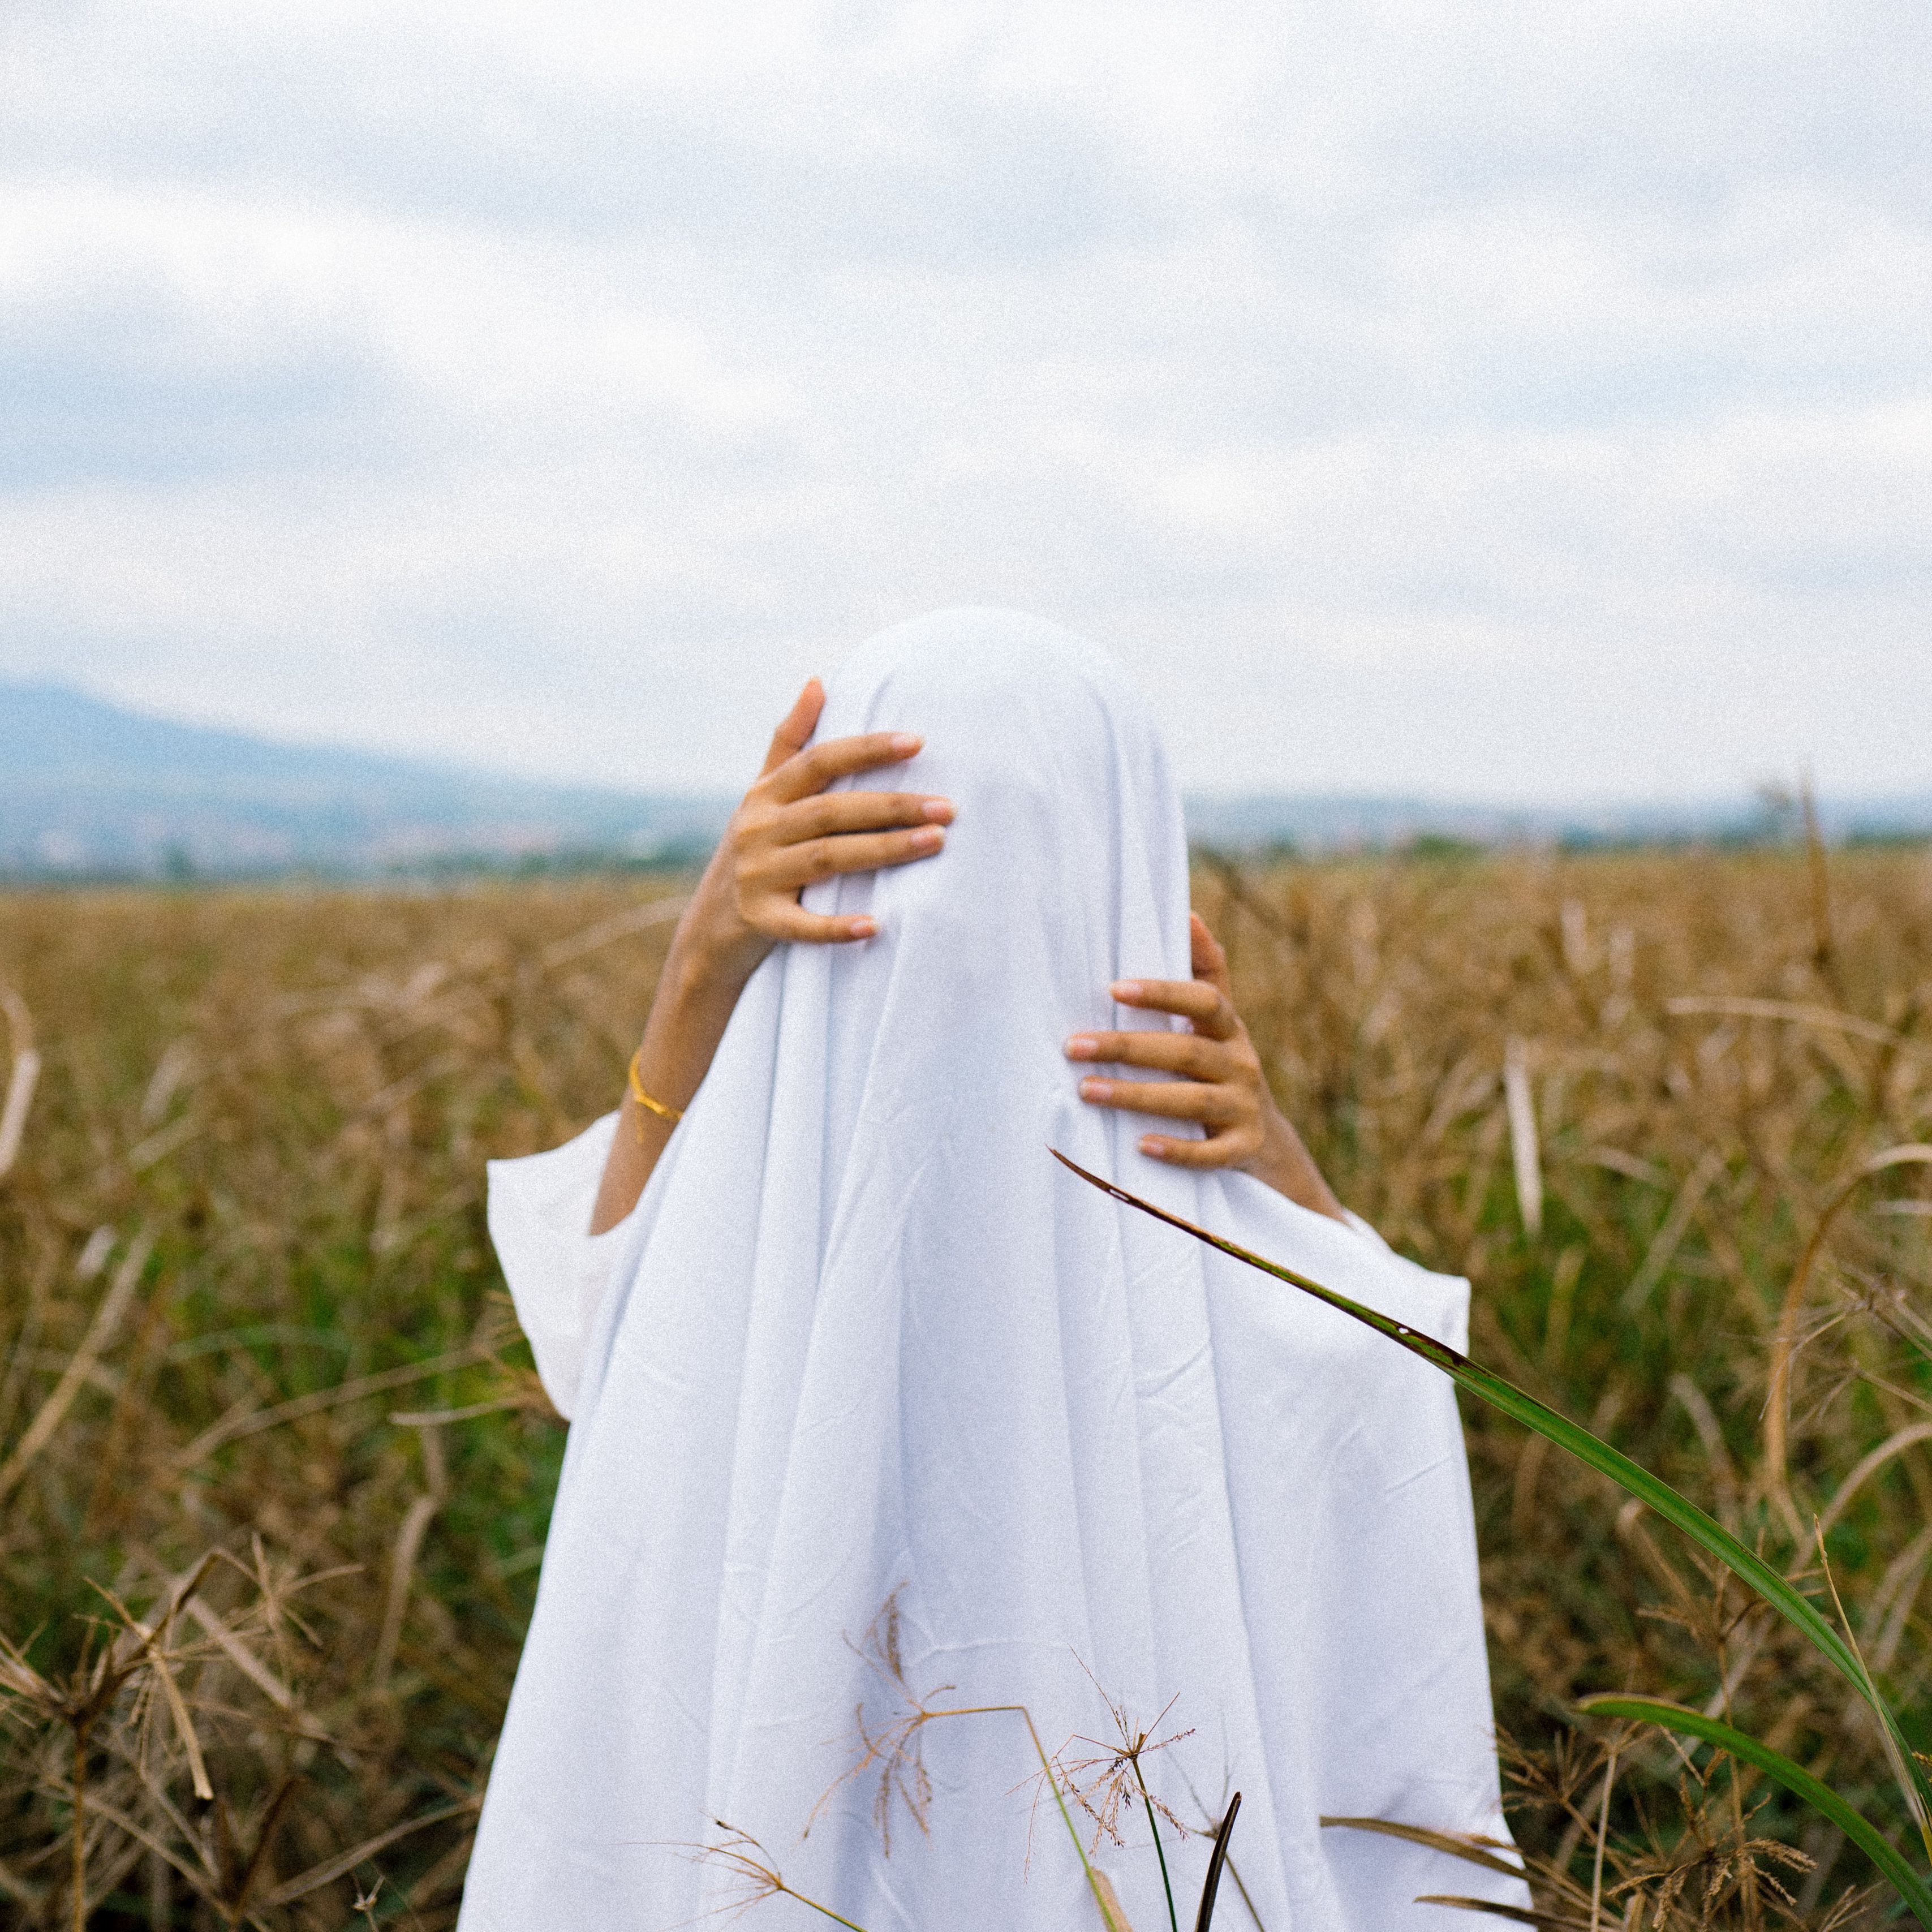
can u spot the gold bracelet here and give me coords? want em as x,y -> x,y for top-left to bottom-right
627,1050 -> 685,1131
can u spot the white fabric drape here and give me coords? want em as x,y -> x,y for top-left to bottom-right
461,610 -> 1528,1932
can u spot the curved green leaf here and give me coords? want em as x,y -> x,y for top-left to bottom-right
1581,1695 -> 1932,1928
1048,1150 -> 1932,1831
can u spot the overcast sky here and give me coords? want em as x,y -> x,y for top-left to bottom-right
3,0 -> 1929,803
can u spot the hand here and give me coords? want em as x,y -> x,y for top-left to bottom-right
1065,913 -> 1345,1220
591,679 -> 951,1233
676,678 -> 954,993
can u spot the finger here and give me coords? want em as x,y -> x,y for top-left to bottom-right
761,906 -> 880,945
775,789 -> 954,843
1138,1130 -> 1259,1169
1190,912 -> 1235,1001
760,825 -> 945,889
764,730 -> 923,804
1064,1030 -> 1228,1079
1075,1075 -> 1241,1125
1109,976 -> 1236,1041
759,679 -> 825,779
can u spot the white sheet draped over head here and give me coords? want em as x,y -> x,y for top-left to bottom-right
462,610 -> 1527,1931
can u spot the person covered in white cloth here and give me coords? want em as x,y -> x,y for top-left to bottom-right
461,610 -> 1529,1932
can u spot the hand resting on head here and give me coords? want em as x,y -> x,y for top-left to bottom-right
592,679 -> 1342,1231
591,675 -> 952,1231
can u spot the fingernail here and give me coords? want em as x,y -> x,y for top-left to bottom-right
1065,1035 -> 1098,1060
1079,1077 -> 1111,1100
911,826 -> 943,852
921,798 -> 954,822
1111,980 -> 1143,1001
850,917 -> 877,939
1139,1135 -> 1163,1157
890,733 -> 922,755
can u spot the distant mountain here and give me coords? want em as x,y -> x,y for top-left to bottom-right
2,681 -> 1926,879
0,682 -> 733,876
1184,790 -> 1932,853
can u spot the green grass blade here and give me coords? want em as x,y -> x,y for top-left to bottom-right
1140,1783 -> 1179,1932
1048,1151 -> 1932,1830
1581,1695 -> 1932,1928
1193,1791 -> 1240,1932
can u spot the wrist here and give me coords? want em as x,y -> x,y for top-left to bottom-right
659,916 -> 761,1021
1244,1107 -> 1301,1197
628,920 -> 761,1117
1247,1103 -> 1347,1222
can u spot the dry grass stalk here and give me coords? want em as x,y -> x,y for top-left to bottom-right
1505,1037 -> 1544,1240
1089,1866 -> 1136,1931
1623,1154 -> 1725,1316
0,982 -> 40,1177
804,1591 -> 1168,1929
373,1426 -> 449,1690
1051,1664 -> 1194,1859
679,1822 -> 871,1929
0,1229 -> 153,1505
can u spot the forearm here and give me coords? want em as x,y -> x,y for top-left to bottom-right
588,934 -> 755,1234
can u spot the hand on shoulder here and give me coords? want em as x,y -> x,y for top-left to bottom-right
1065,913 -> 1346,1221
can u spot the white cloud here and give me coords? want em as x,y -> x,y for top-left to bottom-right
1,0 -> 1928,802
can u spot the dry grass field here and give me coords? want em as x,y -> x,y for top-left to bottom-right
3,846 -> 1931,1929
